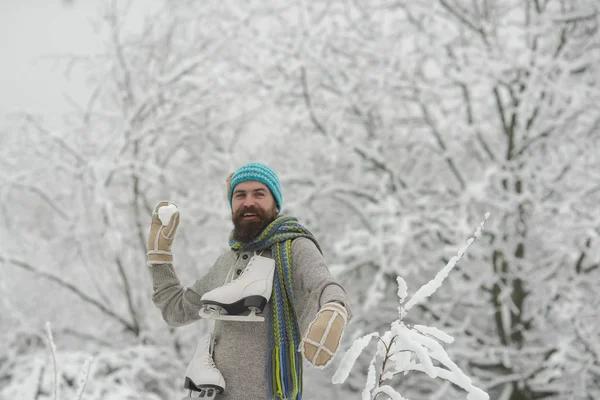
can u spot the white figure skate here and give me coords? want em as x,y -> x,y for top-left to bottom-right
182,332 -> 225,399
198,255 -> 275,322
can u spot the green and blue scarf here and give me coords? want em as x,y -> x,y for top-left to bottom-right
229,215 -> 322,400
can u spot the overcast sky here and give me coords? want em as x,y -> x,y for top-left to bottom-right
0,0 -> 101,127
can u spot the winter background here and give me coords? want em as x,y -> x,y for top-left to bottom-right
1,0 -> 599,399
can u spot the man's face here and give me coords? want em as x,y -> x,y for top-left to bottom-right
231,181 -> 279,243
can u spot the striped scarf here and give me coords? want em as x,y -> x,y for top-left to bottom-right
229,215 -> 322,400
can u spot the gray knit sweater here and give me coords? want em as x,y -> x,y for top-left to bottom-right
150,237 -> 352,400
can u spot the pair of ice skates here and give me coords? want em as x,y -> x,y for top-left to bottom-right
182,254 -> 275,399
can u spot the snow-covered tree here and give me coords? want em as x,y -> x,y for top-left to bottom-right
2,0 -> 599,398
229,0 -> 600,398
333,215 -> 491,400
0,1 -> 276,397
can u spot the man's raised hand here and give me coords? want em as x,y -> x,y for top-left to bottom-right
147,201 -> 180,266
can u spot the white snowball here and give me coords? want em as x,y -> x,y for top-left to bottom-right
158,204 -> 178,226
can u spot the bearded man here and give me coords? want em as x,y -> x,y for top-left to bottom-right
147,162 -> 352,400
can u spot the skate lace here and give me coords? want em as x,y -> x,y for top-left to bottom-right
223,250 -> 261,286
205,354 -> 216,368
223,261 -> 252,286
204,337 -> 216,368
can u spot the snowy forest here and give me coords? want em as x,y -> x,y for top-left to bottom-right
1,0 -> 599,399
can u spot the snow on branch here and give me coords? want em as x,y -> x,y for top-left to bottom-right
45,322 -> 59,400
44,321 -> 95,400
332,214 -> 491,400
333,332 -> 380,384
74,356 -> 94,400
404,212 -> 490,312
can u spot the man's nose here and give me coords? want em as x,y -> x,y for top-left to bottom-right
242,196 -> 256,207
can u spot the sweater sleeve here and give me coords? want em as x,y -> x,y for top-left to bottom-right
291,237 -> 353,334
150,254 -> 226,327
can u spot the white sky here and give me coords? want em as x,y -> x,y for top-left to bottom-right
0,0 -> 277,154
0,0 -> 102,126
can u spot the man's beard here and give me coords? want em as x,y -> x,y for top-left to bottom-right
232,205 -> 278,243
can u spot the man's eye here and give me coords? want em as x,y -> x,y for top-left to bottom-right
235,193 -> 245,199
256,192 -> 264,197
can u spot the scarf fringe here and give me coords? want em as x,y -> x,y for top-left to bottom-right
268,343 -> 303,399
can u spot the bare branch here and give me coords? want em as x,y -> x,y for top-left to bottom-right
3,256 -> 137,334
60,327 -> 114,347
419,103 -> 466,189
5,180 -> 69,220
24,114 -> 85,165
115,256 -> 140,336
551,9 -> 599,24
300,66 -> 328,136
458,82 -> 496,161
439,0 -> 490,46
300,66 -> 408,191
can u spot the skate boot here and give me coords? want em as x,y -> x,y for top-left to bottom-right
198,254 -> 275,322
182,332 -> 225,399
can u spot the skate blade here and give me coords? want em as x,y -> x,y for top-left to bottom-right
182,387 -> 219,399
198,307 -> 265,322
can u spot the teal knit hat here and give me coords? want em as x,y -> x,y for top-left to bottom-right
228,162 -> 282,211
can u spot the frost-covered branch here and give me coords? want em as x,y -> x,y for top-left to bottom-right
404,213 -> 490,312
74,356 -> 94,400
333,214 -> 491,399
44,322 -> 95,400
45,322 -> 59,400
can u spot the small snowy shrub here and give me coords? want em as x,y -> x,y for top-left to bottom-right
333,214 -> 491,400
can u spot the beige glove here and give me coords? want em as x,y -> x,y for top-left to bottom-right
147,201 -> 180,266
300,302 -> 347,368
